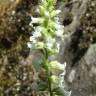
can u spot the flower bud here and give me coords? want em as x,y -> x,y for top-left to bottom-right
36,42 -> 44,49
50,75 -> 59,83
49,61 -> 66,75
51,10 -> 61,17
50,75 -> 59,89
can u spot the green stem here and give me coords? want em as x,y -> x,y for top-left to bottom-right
47,71 -> 53,96
44,48 -> 53,96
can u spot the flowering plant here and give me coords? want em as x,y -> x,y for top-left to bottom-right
28,0 -> 71,96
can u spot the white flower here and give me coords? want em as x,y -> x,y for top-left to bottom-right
51,75 -> 59,83
55,10 -> 61,14
29,36 -> 37,43
29,21 -> 33,27
27,42 -> 35,49
55,24 -> 64,37
59,71 -> 66,87
49,61 -> 66,75
50,75 -> 60,89
57,62 -> 66,71
44,11 -> 50,17
55,42 -> 60,52
32,31 -> 41,38
59,62 -> 66,87
59,75 -> 64,87
46,37 -> 55,50
54,17 -> 60,24
55,30 -> 63,37
27,42 -> 32,48
35,26 -> 43,32
32,26 -> 45,38
30,16 -> 44,24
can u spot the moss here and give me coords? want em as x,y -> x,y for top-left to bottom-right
81,0 -> 96,44
0,0 -> 39,95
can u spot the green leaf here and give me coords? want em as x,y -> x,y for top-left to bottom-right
53,87 -> 65,96
38,82 -> 48,91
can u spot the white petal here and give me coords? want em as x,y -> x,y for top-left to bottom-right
56,42 -> 60,52
32,31 -> 41,38
29,22 -> 33,27
31,16 -> 44,23
29,36 -> 37,43
55,10 -> 61,14
54,17 -> 60,24
55,24 -> 64,37
27,42 -> 32,48
45,11 -> 49,17
56,30 -> 63,37
58,63 -> 65,70
46,37 -> 55,49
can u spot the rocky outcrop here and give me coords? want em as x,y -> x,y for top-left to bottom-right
57,0 -> 96,96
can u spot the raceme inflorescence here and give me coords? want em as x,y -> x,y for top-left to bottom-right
28,0 -> 71,96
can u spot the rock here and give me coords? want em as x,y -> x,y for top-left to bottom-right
57,0 -> 96,96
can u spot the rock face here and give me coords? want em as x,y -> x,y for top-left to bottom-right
57,0 -> 96,96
